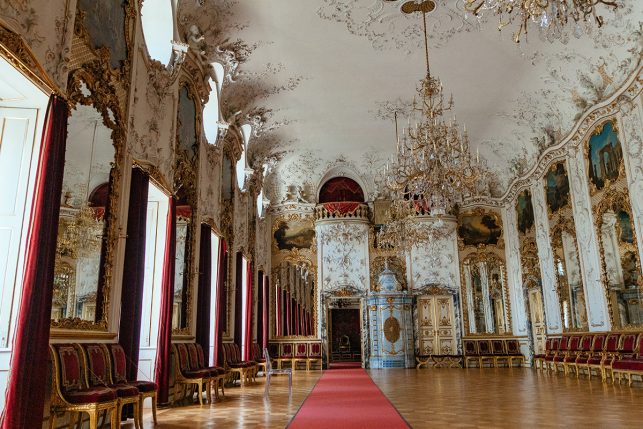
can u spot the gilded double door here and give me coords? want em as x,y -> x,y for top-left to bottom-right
417,295 -> 457,355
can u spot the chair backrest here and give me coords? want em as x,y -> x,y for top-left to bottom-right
186,343 -> 200,370
107,343 -> 129,384
463,340 -> 478,356
309,342 -> 322,358
195,343 -> 206,368
491,340 -> 505,355
551,337 -> 561,351
264,348 -> 273,372
620,333 -> 638,354
268,343 -> 279,359
175,343 -> 191,371
295,343 -> 307,358
506,340 -> 521,355
478,340 -> 491,355
232,343 -> 242,362
637,334 -> 643,358
568,336 -> 580,352
50,344 -> 85,394
579,335 -> 593,352
252,343 -> 261,361
82,344 -> 111,387
591,334 -> 606,352
605,333 -> 620,353
544,338 -> 552,352
280,343 -> 293,358
558,336 -> 569,351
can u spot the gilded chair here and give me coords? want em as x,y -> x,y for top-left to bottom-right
292,343 -> 309,371
612,334 -> 643,386
505,340 -> 525,367
81,344 -> 140,429
222,343 -> 255,386
601,333 -> 621,381
49,344 -> 118,429
533,338 -> 551,370
308,342 -> 323,370
543,337 -> 561,371
195,343 -> 227,398
463,340 -> 480,368
106,343 -> 158,428
571,335 -> 593,377
490,340 -> 509,367
551,336 -> 570,372
477,340 -> 495,368
561,336 -> 581,375
252,343 -> 267,375
586,334 -> 606,380
276,343 -> 294,370
172,343 -> 211,405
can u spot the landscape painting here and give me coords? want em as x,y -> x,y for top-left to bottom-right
458,212 -> 502,246
588,120 -> 622,191
516,190 -> 535,234
545,162 -> 570,213
274,219 -> 315,251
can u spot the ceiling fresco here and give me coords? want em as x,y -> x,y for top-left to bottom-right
177,0 -> 643,202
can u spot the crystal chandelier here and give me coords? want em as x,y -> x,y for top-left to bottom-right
384,2 -> 488,218
463,0 -> 620,43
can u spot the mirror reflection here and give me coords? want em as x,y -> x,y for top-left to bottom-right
172,198 -> 192,331
462,254 -> 510,335
599,200 -> 643,327
273,261 -> 315,337
52,104 -> 114,322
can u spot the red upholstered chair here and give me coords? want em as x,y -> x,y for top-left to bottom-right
106,343 -> 158,427
81,344 -> 140,429
586,334 -> 606,380
293,343 -> 309,370
187,343 -> 223,400
172,343 -> 211,405
505,340 -> 525,367
571,335 -> 594,378
551,336 -> 570,372
490,340 -> 509,367
49,344 -> 118,429
463,340 -> 480,368
195,343 -> 227,397
600,333 -> 621,381
561,336 -> 581,375
252,343 -> 267,375
308,342 -> 323,370
277,343 -> 294,370
477,340 -> 495,368
612,334 -> 643,386
533,338 -> 551,370
544,338 -> 560,371
222,343 -> 255,386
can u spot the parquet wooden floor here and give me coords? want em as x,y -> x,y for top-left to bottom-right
124,368 -> 643,428
369,367 -> 643,428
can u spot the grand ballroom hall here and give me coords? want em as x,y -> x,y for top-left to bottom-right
0,0 -> 643,428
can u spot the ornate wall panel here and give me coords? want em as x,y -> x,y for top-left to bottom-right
501,206 -> 528,337
531,182 -> 562,334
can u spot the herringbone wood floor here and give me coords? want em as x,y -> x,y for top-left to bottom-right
125,368 -> 643,428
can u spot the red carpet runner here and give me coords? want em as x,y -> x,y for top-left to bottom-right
288,368 -> 409,428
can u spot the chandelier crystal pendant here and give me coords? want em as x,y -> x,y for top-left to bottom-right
463,0 -> 620,43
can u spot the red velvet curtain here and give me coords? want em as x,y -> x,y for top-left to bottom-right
234,252 -> 243,348
1,95 -> 67,429
195,224 -> 211,363
256,271 -> 264,352
154,196 -> 176,404
275,285 -> 282,337
213,239 -> 226,367
285,291 -> 291,336
118,168 -> 149,381
262,276 -> 269,349
243,262 -> 253,361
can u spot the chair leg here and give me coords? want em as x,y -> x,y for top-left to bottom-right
198,383 -> 204,406
152,393 -> 158,424
110,406 -> 118,429
88,410 -> 98,429
133,401 -> 141,429
48,410 -> 56,429
288,372 -> 292,397
264,373 -> 271,397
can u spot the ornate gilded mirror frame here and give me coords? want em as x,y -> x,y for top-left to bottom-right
459,251 -> 512,336
594,191 -> 642,330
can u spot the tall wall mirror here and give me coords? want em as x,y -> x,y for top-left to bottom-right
272,260 -> 316,337
172,84 -> 199,334
544,161 -> 588,331
461,253 -> 511,335
52,102 -> 116,327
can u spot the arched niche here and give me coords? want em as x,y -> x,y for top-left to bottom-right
316,166 -> 368,203
318,176 -> 365,204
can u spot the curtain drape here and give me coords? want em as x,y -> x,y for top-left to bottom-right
276,285 -> 282,337
214,239 -> 227,366
154,196 -> 176,404
234,252 -> 243,348
262,276 -> 269,349
243,262 -> 253,361
195,224 -> 212,363
1,95 -> 68,429
285,291 -> 291,336
118,168 -> 149,382
256,271 -> 264,353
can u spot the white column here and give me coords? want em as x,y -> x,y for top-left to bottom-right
567,148 -> 611,330
502,206 -> 528,336
478,262 -> 494,333
531,183 -> 563,334
618,92 -> 643,260
464,264 -> 476,334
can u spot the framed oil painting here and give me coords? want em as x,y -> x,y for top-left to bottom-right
516,190 -> 535,234
587,120 -> 622,192
458,212 -> 502,246
273,219 -> 315,251
545,162 -> 570,213
78,0 -> 128,70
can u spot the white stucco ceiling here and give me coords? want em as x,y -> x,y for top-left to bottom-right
178,0 -> 642,201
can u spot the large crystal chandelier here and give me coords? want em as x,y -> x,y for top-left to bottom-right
464,0 -> 620,43
379,2 -> 486,249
